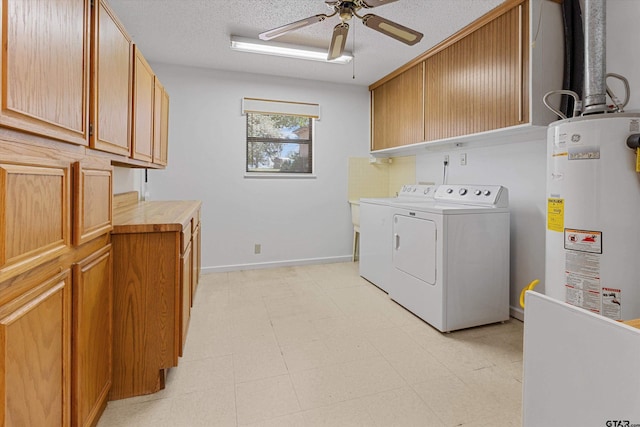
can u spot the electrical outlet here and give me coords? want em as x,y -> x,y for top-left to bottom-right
254,244 -> 261,254
444,154 -> 449,163
460,153 -> 467,166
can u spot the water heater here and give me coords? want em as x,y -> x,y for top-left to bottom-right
545,113 -> 640,320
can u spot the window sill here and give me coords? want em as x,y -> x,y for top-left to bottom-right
244,173 -> 317,179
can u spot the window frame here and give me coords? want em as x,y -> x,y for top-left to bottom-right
245,112 -> 315,177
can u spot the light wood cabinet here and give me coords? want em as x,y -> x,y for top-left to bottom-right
72,244 -> 112,427
192,219 -> 201,303
180,240 -> 192,355
90,0 -> 132,156
132,46 -> 155,162
0,0 -> 90,146
0,270 -> 71,427
153,78 -> 170,166
111,197 -> 201,399
0,161 -> 71,282
371,63 -> 424,150
369,0 -> 563,152
73,161 -> 113,246
424,4 -> 526,141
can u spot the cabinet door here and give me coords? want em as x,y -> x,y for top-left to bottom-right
371,63 -> 424,150
0,270 -> 71,427
90,0 -> 132,156
131,46 -> 155,162
73,161 -> 113,246
0,0 -> 89,145
72,245 -> 112,427
153,78 -> 169,166
0,161 -> 71,282
180,242 -> 192,356
424,4 -> 526,141
191,223 -> 200,305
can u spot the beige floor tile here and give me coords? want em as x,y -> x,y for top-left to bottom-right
359,387 -> 446,427
302,398 -> 376,426
364,325 -> 425,358
383,347 -> 452,385
271,315 -> 324,347
163,355 -> 234,397
97,397 -> 174,427
233,347 -> 288,383
290,356 -> 406,410
412,374 -> 501,426
243,412 -> 306,427
165,385 -> 237,427
231,330 -> 279,354
425,339 -> 495,375
235,374 -> 301,425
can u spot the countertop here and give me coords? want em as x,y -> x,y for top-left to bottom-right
112,199 -> 201,234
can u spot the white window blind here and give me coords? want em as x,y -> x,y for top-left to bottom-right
242,97 -> 321,120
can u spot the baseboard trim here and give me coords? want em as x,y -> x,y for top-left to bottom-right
201,255 -> 353,273
510,305 -> 525,322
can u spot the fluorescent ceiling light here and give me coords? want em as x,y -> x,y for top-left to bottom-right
230,36 -> 352,64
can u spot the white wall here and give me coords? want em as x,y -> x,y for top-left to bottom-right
144,64 -> 370,272
414,0 -> 640,317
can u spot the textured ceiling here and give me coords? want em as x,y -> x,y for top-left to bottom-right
107,0 -> 503,86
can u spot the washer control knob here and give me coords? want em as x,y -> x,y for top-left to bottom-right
412,187 -> 416,192
474,190 -> 482,196
484,190 -> 491,196
446,188 -> 454,194
459,188 -> 468,195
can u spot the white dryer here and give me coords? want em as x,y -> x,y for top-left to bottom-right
359,185 -> 436,294
390,184 -> 510,332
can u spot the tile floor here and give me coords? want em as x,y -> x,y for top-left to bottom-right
98,262 -> 524,427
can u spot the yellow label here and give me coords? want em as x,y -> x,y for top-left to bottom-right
636,148 -> 640,173
547,198 -> 564,232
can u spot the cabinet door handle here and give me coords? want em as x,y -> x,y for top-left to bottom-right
394,233 -> 400,250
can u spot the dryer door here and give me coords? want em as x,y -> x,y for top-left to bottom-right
392,214 -> 436,285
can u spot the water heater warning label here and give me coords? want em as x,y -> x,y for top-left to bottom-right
564,229 -> 602,254
602,287 -> 622,320
547,198 -> 564,232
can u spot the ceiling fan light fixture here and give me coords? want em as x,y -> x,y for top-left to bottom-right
230,36 -> 353,64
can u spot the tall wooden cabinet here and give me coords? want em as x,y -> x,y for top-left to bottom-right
0,0 -> 90,146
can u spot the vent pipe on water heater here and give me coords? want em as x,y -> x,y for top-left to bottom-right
582,0 -> 608,114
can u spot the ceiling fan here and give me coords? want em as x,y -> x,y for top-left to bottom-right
258,0 -> 424,61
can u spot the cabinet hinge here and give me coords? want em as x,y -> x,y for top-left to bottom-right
90,0 -> 94,8
89,123 -> 94,136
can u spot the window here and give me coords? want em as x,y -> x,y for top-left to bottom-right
246,112 -> 313,174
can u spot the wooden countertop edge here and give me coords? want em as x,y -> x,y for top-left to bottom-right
112,200 -> 201,234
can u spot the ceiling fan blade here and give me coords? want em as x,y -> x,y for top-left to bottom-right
360,0 -> 400,8
259,14 -> 328,41
361,14 -> 423,45
328,23 -> 349,61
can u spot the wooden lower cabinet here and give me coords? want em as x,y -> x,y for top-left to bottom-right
0,270 -> 71,427
110,197 -> 201,400
180,241 -> 192,356
72,244 -> 113,427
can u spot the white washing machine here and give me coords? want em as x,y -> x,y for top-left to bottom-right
390,184 -> 510,332
359,184 -> 437,294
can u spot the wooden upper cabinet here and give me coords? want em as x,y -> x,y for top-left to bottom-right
371,63 -> 424,150
132,46 -> 155,162
90,0 -> 133,156
424,4 -> 526,141
0,270 -> 71,427
153,78 -> 169,166
0,0 -> 89,145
